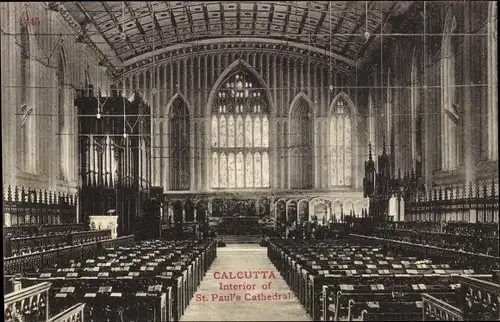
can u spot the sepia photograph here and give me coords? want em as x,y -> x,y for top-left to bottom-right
1,1 -> 498,321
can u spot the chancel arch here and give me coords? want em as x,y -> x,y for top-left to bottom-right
441,8 -> 460,170
329,92 -> 355,187
209,63 -> 270,190
168,95 -> 191,190
289,92 -> 314,189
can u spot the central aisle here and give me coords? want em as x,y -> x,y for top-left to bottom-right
181,245 -> 312,321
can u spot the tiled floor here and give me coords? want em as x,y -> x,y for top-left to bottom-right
181,245 -> 312,321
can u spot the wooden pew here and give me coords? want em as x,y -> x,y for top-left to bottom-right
16,239 -> 217,322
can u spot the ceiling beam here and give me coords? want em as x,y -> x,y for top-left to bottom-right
165,3 -> 179,42
236,2 -> 241,35
219,2 -> 225,36
358,1 -> 401,60
252,3 -> 258,36
267,3 -> 275,35
123,37 -> 361,68
297,2 -> 310,34
341,1 -> 378,56
52,2 -> 118,76
146,2 -> 166,45
184,3 -> 195,38
73,2 -> 122,60
330,2 -> 352,36
123,1 -> 151,53
282,3 -> 292,35
312,2 -> 329,44
100,2 -> 121,32
327,1 -> 353,53
202,3 -> 210,33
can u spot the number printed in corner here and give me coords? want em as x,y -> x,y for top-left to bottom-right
20,17 -> 40,25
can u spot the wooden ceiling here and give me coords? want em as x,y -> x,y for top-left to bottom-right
55,1 -> 415,76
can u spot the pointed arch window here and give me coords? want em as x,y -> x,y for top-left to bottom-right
169,97 -> 191,190
330,96 -> 352,187
441,10 -> 460,170
211,69 -> 270,188
289,95 -> 313,189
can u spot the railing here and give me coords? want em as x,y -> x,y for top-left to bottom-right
3,185 -> 78,226
4,224 -> 87,238
405,181 -> 498,223
373,227 -> 499,257
457,275 -> 500,321
422,293 -> 463,321
349,234 -> 499,272
48,303 -> 85,322
5,230 -> 112,257
4,282 -> 51,322
382,221 -> 498,237
4,235 -> 135,274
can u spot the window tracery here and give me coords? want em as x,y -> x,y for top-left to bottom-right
211,70 -> 270,188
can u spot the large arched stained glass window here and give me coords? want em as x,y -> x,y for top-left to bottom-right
330,95 -> 352,187
211,70 -> 270,189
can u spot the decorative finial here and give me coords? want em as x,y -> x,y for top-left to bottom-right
382,135 -> 387,155
368,142 -> 373,161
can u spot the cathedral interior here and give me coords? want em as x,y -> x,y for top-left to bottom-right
2,1 -> 499,321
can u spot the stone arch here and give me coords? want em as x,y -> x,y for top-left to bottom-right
275,199 -> 286,224
289,92 -> 314,189
289,92 -> 316,117
332,199 -> 342,221
185,199 -> 195,222
354,200 -> 364,217
169,96 -> 191,190
328,91 -> 357,117
172,200 -> 183,223
195,200 -> 207,222
165,92 -> 192,116
309,198 -> 330,225
286,199 -> 298,223
328,91 -> 357,187
297,199 -> 309,222
343,199 -> 354,217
